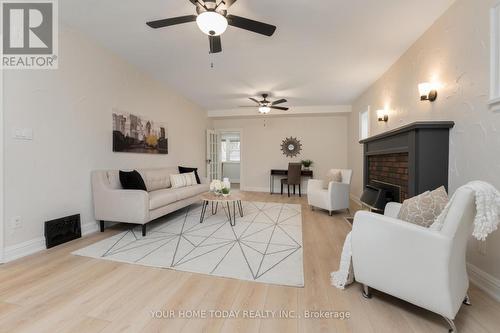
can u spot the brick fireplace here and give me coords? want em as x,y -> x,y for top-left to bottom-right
360,122 -> 454,210
368,153 -> 409,201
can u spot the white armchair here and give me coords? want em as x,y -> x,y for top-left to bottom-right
307,169 -> 352,215
351,188 -> 476,332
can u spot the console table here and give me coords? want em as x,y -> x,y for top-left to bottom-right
269,169 -> 313,194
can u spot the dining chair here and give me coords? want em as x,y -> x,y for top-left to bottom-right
281,163 -> 302,197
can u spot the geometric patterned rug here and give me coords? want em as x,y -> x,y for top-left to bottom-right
73,201 -> 304,287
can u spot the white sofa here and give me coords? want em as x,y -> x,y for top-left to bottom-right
351,187 -> 476,332
307,169 -> 352,215
92,167 -> 209,236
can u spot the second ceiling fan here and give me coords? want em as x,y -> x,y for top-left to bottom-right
146,0 -> 276,54
243,94 -> 290,114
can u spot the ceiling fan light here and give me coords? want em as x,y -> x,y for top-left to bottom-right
259,106 -> 271,114
196,11 -> 228,36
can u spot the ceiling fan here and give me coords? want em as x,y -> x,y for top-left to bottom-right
242,94 -> 289,114
146,0 -> 276,54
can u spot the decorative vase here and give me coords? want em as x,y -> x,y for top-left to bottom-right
223,193 -> 230,197
223,178 -> 231,190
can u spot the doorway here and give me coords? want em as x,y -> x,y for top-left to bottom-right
219,131 -> 241,189
207,129 -> 242,189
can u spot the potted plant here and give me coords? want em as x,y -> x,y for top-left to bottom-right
210,179 -> 231,196
301,159 -> 313,170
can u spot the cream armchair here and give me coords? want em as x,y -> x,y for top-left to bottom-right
307,169 -> 352,215
351,187 -> 476,332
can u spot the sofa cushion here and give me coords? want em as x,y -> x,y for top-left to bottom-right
170,172 -> 197,189
138,167 -> 177,192
149,188 -> 179,210
106,170 -> 122,189
179,166 -> 201,184
119,170 -> 147,191
175,183 -> 210,200
398,186 -> 449,227
323,169 -> 342,189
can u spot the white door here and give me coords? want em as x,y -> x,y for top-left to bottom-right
206,129 -> 220,181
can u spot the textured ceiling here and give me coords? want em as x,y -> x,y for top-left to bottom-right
60,0 -> 455,110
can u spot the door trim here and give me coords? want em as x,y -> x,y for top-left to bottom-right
0,65 -> 5,263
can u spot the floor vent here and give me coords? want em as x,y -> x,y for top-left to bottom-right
44,214 -> 81,249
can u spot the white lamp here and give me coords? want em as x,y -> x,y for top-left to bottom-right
196,11 -> 228,36
259,106 -> 271,114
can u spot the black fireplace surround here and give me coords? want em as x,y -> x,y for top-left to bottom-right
359,121 -> 454,211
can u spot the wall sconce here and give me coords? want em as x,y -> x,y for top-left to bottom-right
418,82 -> 438,102
377,109 -> 389,122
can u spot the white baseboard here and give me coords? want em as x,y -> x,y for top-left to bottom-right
4,237 -> 46,262
82,221 -> 99,235
350,194 -> 362,206
467,263 -> 500,302
3,221 -> 100,263
242,186 -> 270,193
242,186 -> 308,195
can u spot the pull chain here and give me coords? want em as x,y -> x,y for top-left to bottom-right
209,51 -> 215,69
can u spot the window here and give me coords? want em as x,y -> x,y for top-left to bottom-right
359,107 -> 370,140
221,134 -> 240,162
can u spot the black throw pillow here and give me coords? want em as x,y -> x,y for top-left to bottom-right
119,170 -> 147,191
178,166 -> 201,184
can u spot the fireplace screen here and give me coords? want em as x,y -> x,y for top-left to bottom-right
360,180 -> 402,212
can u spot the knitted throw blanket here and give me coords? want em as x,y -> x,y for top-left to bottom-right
330,232 -> 353,289
430,181 -> 500,240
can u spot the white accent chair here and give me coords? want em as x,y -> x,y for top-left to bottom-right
307,169 -> 352,215
351,187 -> 475,332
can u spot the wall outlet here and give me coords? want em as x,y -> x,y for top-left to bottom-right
478,241 -> 487,256
12,128 -> 33,140
11,216 -> 22,229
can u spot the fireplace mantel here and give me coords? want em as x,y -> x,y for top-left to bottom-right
359,121 -> 455,145
360,121 -> 455,204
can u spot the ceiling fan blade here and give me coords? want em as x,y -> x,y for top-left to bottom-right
220,0 -> 237,9
146,15 -> 197,29
249,98 -> 261,104
271,99 -> 287,105
209,35 -> 222,53
271,106 -> 289,111
227,15 -> 276,36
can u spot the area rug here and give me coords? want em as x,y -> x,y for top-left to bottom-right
73,201 -> 304,287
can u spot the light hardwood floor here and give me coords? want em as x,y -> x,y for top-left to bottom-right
0,191 -> 499,333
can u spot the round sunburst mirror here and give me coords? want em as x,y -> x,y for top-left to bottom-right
281,137 -> 302,158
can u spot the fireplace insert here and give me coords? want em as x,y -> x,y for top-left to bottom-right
360,180 -> 401,212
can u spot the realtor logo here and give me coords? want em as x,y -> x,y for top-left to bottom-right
1,0 -> 58,69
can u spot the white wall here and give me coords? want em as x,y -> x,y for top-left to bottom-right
348,0 -> 500,287
2,24 -> 209,256
213,115 -> 348,192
